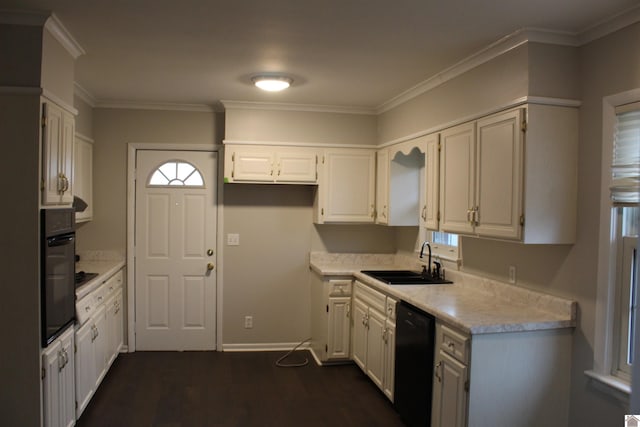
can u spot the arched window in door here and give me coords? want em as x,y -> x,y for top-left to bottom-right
148,160 -> 204,187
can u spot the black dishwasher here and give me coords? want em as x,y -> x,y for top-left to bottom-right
395,301 -> 435,427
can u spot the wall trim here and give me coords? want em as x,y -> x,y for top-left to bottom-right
378,96 -> 581,148
45,13 -> 85,59
74,132 -> 94,144
222,139 -> 375,149
42,88 -> 78,115
579,4 -> 640,45
221,100 -> 375,115
97,100 -> 217,113
74,82 -> 96,107
223,342 -> 311,352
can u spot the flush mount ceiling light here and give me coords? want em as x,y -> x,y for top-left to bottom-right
252,75 -> 293,92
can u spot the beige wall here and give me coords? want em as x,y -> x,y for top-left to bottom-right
77,108 -> 222,252
225,107 -> 377,145
41,28 -> 75,106
377,44 -> 529,143
0,23 -> 42,87
74,94 -> 93,137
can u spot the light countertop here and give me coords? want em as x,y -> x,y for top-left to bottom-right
310,255 -> 576,335
76,260 -> 126,300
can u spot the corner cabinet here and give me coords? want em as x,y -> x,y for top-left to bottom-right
432,320 -> 573,427
73,134 -> 93,222
439,104 -> 577,244
314,148 -> 376,223
42,101 -> 75,206
309,272 -> 352,364
42,325 -> 75,427
224,144 -> 319,184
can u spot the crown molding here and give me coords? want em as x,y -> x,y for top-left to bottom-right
45,13 -> 85,59
96,100 -> 217,113
578,3 -> 640,45
74,82 -> 96,107
221,100 -> 376,115
0,9 -> 49,26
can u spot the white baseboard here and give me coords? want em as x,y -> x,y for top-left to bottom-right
222,340 -> 311,352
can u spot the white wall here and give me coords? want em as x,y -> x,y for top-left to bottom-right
41,27 -> 75,106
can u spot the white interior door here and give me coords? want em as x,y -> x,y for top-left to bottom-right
135,150 -> 217,350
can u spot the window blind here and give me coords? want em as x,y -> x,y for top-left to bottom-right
611,103 -> 640,205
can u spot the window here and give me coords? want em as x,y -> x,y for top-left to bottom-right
148,161 -> 204,187
418,229 -> 460,263
590,92 -> 640,395
611,105 -> 640,381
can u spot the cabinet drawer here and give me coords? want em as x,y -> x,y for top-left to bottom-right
385,297 -> 397,321
439,324 -> 470,364
354,281 -> 386,313
103,270 -> 124,298
328,279 -> 352,297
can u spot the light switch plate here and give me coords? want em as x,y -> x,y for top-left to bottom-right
227,233 -> 240,246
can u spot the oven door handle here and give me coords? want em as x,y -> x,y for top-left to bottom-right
48,235 -> 75,247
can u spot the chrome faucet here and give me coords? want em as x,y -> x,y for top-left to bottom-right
420,241 -> 432,276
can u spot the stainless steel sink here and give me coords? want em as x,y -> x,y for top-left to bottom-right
361,270 -> 452,285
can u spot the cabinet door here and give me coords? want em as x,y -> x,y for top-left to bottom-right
229,148 -> 274,181
376,149 -> 389,224
422,134 -> 440,230
432,351 -> 468,427
440,122 -> 475,234
106,295 -> 118,367
114,288 -> 124,355
321,149 -> 376,223
75,320 -> 95,418
42,340 -> 62,427
475,109 -> 523,240
351,298 -> 368,371
74,135 -> 93,222
42,102 -> 64,206
58,330 -> 75,427
383,319 -> 395,402
366,308 -> 386,391
93,304 -> 108,387
275,149 -> 318,183
327,297 -> 351,360
60,110 -> 75,205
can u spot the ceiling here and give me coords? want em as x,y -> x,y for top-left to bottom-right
1,0 -> 639,110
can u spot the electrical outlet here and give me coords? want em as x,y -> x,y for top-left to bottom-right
227,233 -> 240,246
244,316 -> 253,329
508,266 -> 517,284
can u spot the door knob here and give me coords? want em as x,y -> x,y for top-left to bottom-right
207,249 -> 214,256
207,263 -> 215,271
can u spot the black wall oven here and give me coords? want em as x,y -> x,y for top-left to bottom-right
41,208 -> 76,347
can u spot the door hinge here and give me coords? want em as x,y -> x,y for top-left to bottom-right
325,344 -> 328,353
326,304 -> 329,313
232,152 -> 235,162
438,141 -> 441,151
520,214 -> 525,226
41,367 -> 46,380
41,106 -> 47,128
321,208 -> 324,216
464,380 -> 470,392
521,119 -> 527,133
74,344 -> 77,354
322,155 -> 325,164
437,211 -> 441,221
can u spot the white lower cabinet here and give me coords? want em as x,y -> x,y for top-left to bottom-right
42,325 -> 75,427
75,268 -> 124,420
352,281 -> 396,401
310,273 -> 352,363
432,320 -> 573,427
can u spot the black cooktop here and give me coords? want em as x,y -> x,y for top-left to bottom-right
75,271 -> 99,288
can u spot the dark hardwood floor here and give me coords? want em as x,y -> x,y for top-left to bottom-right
76,350 -> 407,427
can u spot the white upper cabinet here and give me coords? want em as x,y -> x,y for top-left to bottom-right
73,134 -> 93,222
42,101 -> 74,206
421,134 -> 440,230
224,144 -> 318,183
439,104 -> 577,244
314,148 -> 376,223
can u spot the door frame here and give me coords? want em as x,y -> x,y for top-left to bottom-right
126,143 -> 224,352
